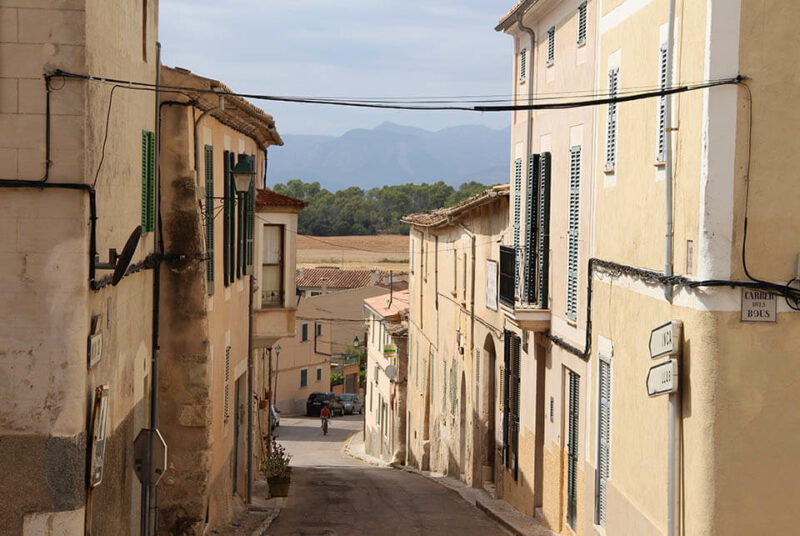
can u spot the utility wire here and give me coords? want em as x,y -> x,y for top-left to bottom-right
51,69 -> 742,113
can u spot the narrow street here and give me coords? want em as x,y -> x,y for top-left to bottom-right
266,415 -> 509,535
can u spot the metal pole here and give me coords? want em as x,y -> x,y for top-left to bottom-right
668,391 -> 680,536
246,275 -> 254,503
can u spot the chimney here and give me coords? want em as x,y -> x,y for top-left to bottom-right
370,269 -> 380,286
321,276 -> 328,294
299,266 -> 304,278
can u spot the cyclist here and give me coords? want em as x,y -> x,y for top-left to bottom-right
320,403 -> 331,435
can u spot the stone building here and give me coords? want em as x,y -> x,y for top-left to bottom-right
402,186 -> 509,484
495,1 -> 800,535
157,66 -> 298,534
364,290 -> 409,463
0,2 -> 158,535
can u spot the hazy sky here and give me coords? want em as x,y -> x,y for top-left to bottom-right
159,0 -> 514,137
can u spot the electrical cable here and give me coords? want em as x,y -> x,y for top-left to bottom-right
51,69 -> 742,113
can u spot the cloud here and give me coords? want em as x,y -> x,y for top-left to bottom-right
159,0 -> 514,136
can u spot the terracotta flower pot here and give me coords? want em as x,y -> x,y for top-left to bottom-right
267,475 -> 291,497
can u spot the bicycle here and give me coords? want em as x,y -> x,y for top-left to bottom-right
321,416 -> 329,435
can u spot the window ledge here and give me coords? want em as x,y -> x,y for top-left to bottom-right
577,39 -> 587,48
546,61 -> 555,67
603,166 -> 616,175
654,160 -> 666,168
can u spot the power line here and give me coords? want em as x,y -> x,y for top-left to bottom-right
51,69 -> 742,113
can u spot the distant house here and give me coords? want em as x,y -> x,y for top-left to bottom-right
364,290 -> 410,464
271,286 -> 390,414
296,267 -> 406,297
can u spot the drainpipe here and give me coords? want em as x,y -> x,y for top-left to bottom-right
664,2 -> 681,536
517,15 -> 536,300
194,93 -> 224,188
246,274 -> 255,503
146,41 -> 162,536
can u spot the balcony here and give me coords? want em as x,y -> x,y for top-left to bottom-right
253,305 -> 296,347
499,244 -> 551,332
261,288 -> 285,308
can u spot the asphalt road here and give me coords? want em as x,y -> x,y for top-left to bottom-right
266,414 -> 509,536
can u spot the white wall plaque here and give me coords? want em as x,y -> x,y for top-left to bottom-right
486,260 -> 498,311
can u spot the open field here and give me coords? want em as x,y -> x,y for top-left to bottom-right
296,234 -> 409,271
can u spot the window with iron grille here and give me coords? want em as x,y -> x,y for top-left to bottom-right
204,145 -> 215,295
547,26 -> 555,64
141,130 -> 155,233
657,44 -> 668,162
606,68 -> 619,170
224,346 -> 231,423
316,367 -> 322,382
300,368 -> 308,387
513,158 -> 523,296
596,356 -> 612,525
567,371 -> 580,529
566,146 -> 581,321
519,47 -> 527,82
577,2 -> 588,45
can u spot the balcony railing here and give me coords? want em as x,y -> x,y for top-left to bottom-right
500,244 -> 549,310
260,288 -> 284,308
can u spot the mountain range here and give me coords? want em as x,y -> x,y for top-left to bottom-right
266,122 -> 511,191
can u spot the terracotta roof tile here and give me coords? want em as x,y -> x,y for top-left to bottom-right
296,268 -> 402,290
401,184 -> 509,228
256,189 -> 308,210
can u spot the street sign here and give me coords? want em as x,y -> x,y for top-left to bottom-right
89,386 -> 110,487
741,289 -> 777,322
648,320 -> 682,359
646,359 -> 679,397
133,428 -> 168,486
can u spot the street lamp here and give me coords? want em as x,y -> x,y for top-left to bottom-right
353,336 -> 360,348
231,153 -> 255,193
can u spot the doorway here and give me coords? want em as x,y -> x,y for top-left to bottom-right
483,335 -> 497,485
233,374 -> 247,497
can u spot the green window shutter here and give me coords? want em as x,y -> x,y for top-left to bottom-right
246,174 -> 255,274
223,151 -> 231,287
567,371 -> 580,529
525,154 -> 540,304
519,48 -> 527,82
204,146 -> 215,295
537,153 -> 552,308
300,369 -> 308,387
502,332 -> 511,467
513,158 -> 522,296
237,188 -> 244,279
224,346 -> 231,423
228,152 -> 236,283
547,26 -> 555,64
566,146 -> 581,321
141,131 -> 155,233
657,45 -> 668,162
511,334 -> 521,480
606,67 -> 619,170
577,2 -> 588,44
596,357 -> 612,526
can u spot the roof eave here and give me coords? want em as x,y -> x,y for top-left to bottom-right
495,0 -> 540,32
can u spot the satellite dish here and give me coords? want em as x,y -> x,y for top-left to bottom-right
112,226 -> 142,286
385,365 -> 397,381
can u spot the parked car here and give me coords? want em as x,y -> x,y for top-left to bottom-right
270,405 -> 280,432
338,393 -> 363,415
306,392 -> 344,417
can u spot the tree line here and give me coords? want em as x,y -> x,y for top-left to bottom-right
272,180 -> 493,236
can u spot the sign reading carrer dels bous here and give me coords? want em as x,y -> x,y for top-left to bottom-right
741,289 -> 777,323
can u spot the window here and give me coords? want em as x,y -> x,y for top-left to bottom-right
547,26 -> 555,64
301,323 -> 309,342
522,153 -> 552,308
577,2 -> 588,45
204,145 -> 214,295
657,44 -> 668,162
566,146 -> 581,321
461,253 -> 467,301
316,322 -> 322,337
499,246 -> 516,308
442,360 -> 447,414
300,368 -> 308,387
606,68 -> 619,170
141,130 -> 155,233
596,356 -> 612,526
316,367 -> 322,382
567,371 -> 580,529
524,153 -> 539,304
503,331 -> 521,479
310,291 -> 321,296
450,360 -> 457,415
452,247 -> 457,295
261,225 -> 284,307
513,158 -> 523,296
224,346 -> 231,423
519,47 -> 527,82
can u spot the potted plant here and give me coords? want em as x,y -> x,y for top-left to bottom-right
261,438 -> 292,497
